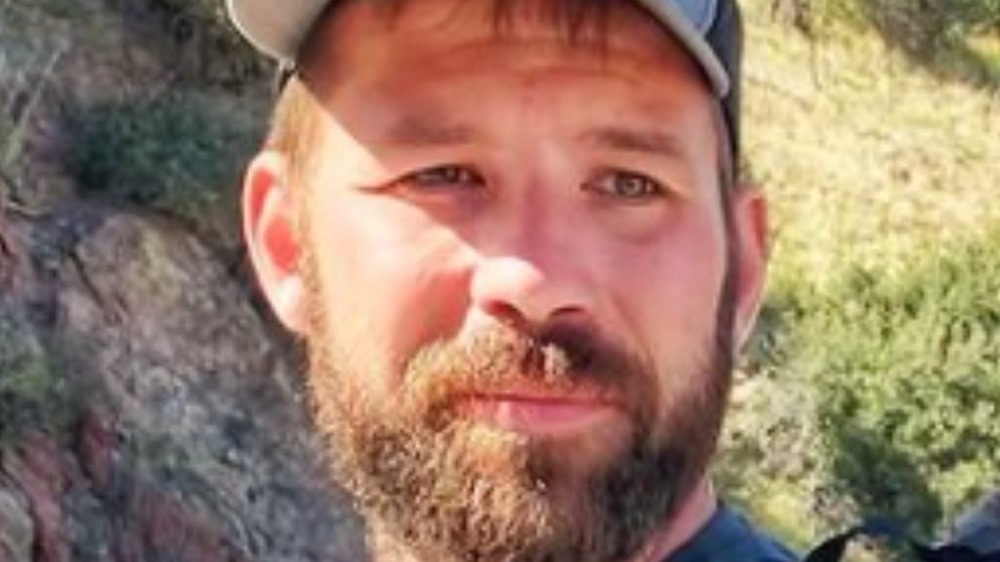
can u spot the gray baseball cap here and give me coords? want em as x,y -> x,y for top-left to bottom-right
226,0 -> 743,159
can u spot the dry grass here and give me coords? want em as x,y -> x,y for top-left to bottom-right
743,0 -> 1000,287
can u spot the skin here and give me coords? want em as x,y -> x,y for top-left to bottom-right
242,0 -> 769,561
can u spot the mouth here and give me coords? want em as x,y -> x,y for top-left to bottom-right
456,386 -> 623,437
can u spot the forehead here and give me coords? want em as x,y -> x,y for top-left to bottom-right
299,0 -> 708,93
285,0 -> 723,188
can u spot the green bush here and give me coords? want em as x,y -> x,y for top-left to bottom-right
0,317 -> 72,444
768,0 -> 1000,57
66,91 -> 263,219
860,0 -> 1000,56
135,0 -> 269,87
749,228 -> 1000,537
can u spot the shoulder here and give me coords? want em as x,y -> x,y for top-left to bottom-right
666,503 -> 799,562
951,489 -> 1000,553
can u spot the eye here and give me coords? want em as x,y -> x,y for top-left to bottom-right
586,169 -> 666,201
398,164 -> 485,192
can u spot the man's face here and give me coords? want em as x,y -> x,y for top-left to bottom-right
244,1 -> 767,561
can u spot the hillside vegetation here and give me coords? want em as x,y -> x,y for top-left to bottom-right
2,0 -> 1000,558
724,0 -> 1000,549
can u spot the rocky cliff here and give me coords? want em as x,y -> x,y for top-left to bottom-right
0,2 -> 366,561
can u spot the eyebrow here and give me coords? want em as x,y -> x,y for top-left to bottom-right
379,116 -> 685,159
579,127 -> 685,158
383,114 -> 478,147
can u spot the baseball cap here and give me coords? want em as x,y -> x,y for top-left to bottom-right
226,0 -> 743,160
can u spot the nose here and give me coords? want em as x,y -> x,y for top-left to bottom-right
469,242 -> 596,330
466,150 -> 601,330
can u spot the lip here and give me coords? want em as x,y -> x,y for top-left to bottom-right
457,389 -> 621,436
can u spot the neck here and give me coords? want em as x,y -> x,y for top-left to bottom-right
626,477 -> 718,562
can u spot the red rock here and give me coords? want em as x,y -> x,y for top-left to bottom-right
74,406 -> 117,495
6,435 -> 69,562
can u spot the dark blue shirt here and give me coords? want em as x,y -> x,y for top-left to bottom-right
666,504 -> 798,562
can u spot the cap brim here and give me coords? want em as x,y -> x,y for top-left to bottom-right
634,0 -> 731,96
226,0 -> 327,64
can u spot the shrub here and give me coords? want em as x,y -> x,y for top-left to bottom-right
767,0 -> 1000,58
0,316 -> 72,445
121,0 -> 269,88
66,91 -> 264,220
749,228 -> 1000,537
860,0 -> 1000,56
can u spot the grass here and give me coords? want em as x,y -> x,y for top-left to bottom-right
742,0 -> 1000,287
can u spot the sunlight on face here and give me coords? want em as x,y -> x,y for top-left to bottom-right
291,1 -> 739,561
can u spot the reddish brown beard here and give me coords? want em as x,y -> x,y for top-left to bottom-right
303,296 -> 734,562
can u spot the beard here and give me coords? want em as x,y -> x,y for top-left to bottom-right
302,262 -> 737,562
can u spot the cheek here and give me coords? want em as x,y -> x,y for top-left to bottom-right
304,193 -> 474,393
608,213 -> 728,382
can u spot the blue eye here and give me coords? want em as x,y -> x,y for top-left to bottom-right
401,165 -> 485,191
587,170 -> 665,200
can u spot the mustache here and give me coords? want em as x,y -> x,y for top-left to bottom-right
402,323 -> 654,415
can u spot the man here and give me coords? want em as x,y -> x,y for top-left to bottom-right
228,0 -> 793,561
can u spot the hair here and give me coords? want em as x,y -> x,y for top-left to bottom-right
264,0 -> 737,193
267,77 -> 319,186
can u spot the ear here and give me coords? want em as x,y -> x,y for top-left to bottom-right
729,184 -> 769,349
242,150 -> 308,335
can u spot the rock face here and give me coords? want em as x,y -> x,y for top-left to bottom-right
0,483 -> 33,562
0,210 -> 366,562
2,2 -> 367,560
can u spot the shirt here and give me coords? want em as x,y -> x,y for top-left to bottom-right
666,504 -> 798,562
